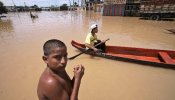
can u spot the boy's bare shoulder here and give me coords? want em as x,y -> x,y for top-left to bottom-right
39,69 -> 62,88
38,69 -> 70,100
38,69 -> 64,94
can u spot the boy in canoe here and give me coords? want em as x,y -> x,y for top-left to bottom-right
37,39 -> 85,100
85,24 -> 106,52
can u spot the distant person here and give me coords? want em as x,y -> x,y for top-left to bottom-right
30,11 -> 38,18
85,24 -> 106,52
37,39 -> 85,100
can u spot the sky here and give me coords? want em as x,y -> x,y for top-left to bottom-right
0,0 -> 82,7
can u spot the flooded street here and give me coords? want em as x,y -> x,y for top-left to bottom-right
0,11 -> 175,100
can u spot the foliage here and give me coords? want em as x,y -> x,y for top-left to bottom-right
0,1 -> 8,14
74,2 -> 79,7
31,5 -> 39,9
30,5 -> 42,11
60,4 -> 68,10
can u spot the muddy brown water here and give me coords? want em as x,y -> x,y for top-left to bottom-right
0,11 -> 175,100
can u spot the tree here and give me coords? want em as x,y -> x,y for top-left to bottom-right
60,4 -> 68,10
31,4 -> 41,11
33,5 -> 39,8
0,1 -> 8,14
74,2 -> 79,7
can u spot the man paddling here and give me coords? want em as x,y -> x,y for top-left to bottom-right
85,24 -> 106,52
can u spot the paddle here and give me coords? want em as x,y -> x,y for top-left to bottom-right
69,38 -> 110,60
166,29 -> 175,33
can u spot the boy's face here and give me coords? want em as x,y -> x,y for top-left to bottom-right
43,46 -> 68,72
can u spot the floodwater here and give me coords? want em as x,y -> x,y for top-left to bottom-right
0,11 -> 175,100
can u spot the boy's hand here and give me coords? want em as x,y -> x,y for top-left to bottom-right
73,65 -> 85,81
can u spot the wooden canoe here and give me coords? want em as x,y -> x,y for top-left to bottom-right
71,40 -> 175,69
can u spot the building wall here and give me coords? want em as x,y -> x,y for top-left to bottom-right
103,0 -> 141,16
5,6 -> 15,12
103,4 -> 126,16
85,0 -> 104,10
127,0 -> 140,3
140,0 -> 175,5
140,0 -> 175,14
104,0 -> 127,4
104,0 -> 141,4
125,3 -> 140,16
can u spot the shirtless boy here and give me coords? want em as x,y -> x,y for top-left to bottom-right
37,39 -> 84,100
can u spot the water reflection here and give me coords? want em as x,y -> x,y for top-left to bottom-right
0,20 -> 14,38
30,15 -> 39,23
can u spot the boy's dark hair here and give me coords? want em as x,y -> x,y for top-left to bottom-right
43,39 -> 66,56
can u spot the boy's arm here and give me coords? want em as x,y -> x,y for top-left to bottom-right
70,65 -> 84,100
70,78 -> 81,100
